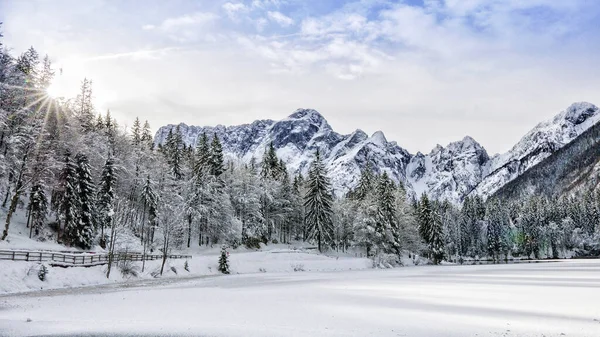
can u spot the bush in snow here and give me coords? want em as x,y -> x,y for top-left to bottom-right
184,260 -> 190,272
118,259 -> 139,278
38,264 -> 48,281
218,245 -> 230,274
291,263 -> 305,272
170,266 -> 177,275
372,253 -> 402,269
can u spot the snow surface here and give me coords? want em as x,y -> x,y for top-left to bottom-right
1,260 -> 599,336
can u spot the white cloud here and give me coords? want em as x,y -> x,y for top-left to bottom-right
143,12 -> 218,33
222,2 -> 247,20
267,11 -> 294,27
143,12 -> 219,42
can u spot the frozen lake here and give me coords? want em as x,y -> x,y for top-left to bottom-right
1,260 -> 599,337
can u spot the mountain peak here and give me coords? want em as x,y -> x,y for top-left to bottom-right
563,102 -> 599,125
288,108 -> 325,121
369,131 -> 387,145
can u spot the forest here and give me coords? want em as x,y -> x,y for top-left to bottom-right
1,23 -> 599,267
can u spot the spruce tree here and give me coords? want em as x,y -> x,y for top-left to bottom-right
74,153 -> 95,249
261,142 -> 279,180
28,183 -> 48,237
131,117 -> 141,145
375,172 -> 401,255
141,120 -> 153,148
304,150 -> 334,252
218,245 -> 230,274
58,152 -> 79,245
210,133 -> 224,177
193,132 -> 211,179
97,156 -> 117,248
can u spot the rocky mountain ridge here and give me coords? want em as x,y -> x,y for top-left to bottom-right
155,102 -> 600,203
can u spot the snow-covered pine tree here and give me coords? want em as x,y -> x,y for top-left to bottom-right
74,153 -> 95,249
485,200 -> 508,261
260,142 -> 279,180
218,245 -> 230,274
57,151 -> 79,245
131,117 -> 141,146
304,149 -> 334,252
375,172 -> 401,255
140,174 -> 158,245
193,132 -> 211,180
141,120 -> 153,149
74,78 -> 94,132
209,133 -> 224,177
27,183 -> 47,238
352,160 -> 374,200
97,156 -> 117,248
38,54 -> 54,89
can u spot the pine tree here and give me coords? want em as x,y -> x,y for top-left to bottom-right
417,193 -> 445,264
131,117 -> 142,146
375,172 -> 401,255
141,120 -> 153,149
75,78 -> 94,131
38,54 -> 54,89
193,132 -> 211,179
304,150 -> 334,252
27,183 -> 48,238
353,160 -> 374,200
97,156 -> 117,248
73,153 -> 95,249
210,133 -> 224,177
218,245 -> 230,274
58,151 -> 79,245
261,142 -> 279,180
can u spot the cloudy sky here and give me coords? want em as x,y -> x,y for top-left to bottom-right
1,0 -> 599,154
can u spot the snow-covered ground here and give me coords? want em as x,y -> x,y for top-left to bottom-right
1,260 -> 599,337
0,210 -> 373,294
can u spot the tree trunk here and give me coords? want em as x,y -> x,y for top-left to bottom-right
187,214 -> 192,248
1,156 -> 27,241
140,202 -> 147,244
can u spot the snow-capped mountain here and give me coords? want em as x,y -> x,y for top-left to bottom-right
470,102 -> 600,199
155,102 -> 600,203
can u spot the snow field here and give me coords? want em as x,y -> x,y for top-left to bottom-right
1,260 -> 599,337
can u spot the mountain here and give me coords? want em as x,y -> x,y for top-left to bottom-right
155,102 -> 600,203
470,102 -> 600,199
492,114 -> 600,200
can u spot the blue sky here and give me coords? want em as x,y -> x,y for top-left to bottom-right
1,0 -> 600,154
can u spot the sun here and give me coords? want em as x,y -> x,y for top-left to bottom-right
45,81 -> 68,99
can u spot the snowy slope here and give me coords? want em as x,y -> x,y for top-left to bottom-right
155,109 -> 412,196
155,102 -> 600,203
471,102 -> 600,199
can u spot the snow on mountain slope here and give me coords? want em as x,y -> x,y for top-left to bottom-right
155,109 -> 413,196
155,102 -> 600,203
471,102 -> 600,199
407,136 -> 489,201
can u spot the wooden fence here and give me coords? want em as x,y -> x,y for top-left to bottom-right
0,249 -> 191,267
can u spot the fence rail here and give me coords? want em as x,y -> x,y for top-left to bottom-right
0,249 -> 191,267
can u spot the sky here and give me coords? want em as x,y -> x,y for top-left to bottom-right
1,0 -> 600,155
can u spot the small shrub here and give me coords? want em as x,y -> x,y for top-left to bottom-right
38,264 -> 48,281
292,263 -> 305,272
372,254 -> 402,269
272,238 -> 279,244
259,267 -> 266,273
245,237 -> 262,249
218,245 -> 230,274
184,260 -> 190,272
118,259 -> 139,278
170,266 -> 178,275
